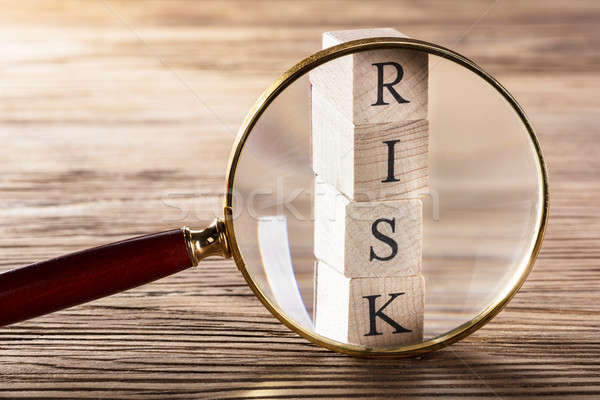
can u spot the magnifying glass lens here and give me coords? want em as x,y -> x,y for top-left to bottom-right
230,46 -> 543,351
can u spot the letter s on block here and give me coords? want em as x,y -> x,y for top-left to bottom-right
369,217 -> 398,261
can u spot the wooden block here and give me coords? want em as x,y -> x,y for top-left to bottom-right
313,177 -> 350,272
321,28 -> 408,49
315,261 -> 424,346
314,178 -> 422,277
310,28 -> 428,125
312,87 -> 429,200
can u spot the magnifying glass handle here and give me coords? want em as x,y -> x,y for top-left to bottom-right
0,220 -> 229,327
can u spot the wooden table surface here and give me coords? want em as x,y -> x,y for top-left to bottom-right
1,1 -> 599,398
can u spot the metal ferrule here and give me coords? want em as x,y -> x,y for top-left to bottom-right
182,218 -> 231,266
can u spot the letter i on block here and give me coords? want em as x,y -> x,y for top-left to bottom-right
311,28 -> 428,346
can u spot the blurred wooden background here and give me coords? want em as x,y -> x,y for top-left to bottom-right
0,1 -> 599,398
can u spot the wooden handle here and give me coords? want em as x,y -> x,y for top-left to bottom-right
0,229 -> 193,327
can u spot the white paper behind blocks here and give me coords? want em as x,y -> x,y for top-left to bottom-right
257,216 -> 313,329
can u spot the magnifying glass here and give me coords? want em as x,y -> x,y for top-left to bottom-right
0,37 -> 548,358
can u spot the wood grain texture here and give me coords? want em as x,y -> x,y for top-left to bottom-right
0,1 -> 599,399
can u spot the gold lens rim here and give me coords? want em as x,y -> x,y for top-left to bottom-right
222,37 -> 549,358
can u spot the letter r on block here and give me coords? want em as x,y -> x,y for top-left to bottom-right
371,62 -> 410,106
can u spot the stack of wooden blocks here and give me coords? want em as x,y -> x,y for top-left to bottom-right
311,28 -> 429,346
